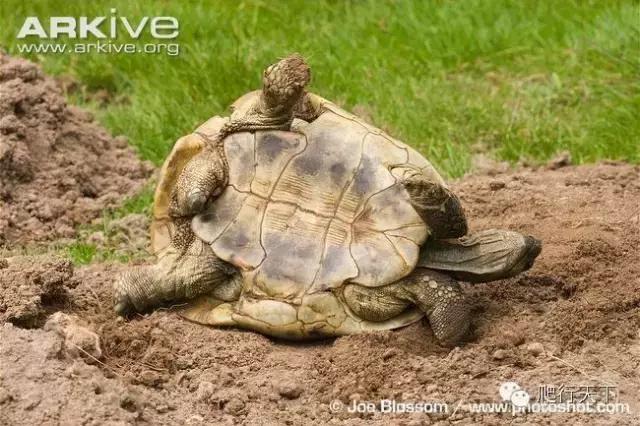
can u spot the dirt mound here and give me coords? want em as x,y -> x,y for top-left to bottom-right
0,54 -> 153,246
0,163 -> 638,425
0,256 -> 74,328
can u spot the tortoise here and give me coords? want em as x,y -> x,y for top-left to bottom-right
114,55 -> 541,346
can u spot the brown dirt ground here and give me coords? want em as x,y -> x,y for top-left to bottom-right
1,162 -> 639,425
0,53 -> 152,246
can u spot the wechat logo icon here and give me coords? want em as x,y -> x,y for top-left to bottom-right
499,382 -> 530,407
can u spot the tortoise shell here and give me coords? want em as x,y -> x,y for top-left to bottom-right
192,101 -> 444,300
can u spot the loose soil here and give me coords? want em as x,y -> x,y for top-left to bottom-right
1,55 -> 639,426
0,53 -> 152,245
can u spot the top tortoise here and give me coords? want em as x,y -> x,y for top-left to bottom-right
114,55 -> 540,346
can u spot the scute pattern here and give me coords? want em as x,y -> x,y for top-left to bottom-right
193,110 -> 429,300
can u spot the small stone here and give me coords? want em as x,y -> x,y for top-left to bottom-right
68,328 -> 102,359
119,394 -> 137,412
196,381 -> 214,402
223,397 -> 245,415
489,180 -> 506,190
275,379 -> 303,399
428,280 -> 438,289
155,404 -> 169,414
114,135 -> 129,148
382,348 -> 397,360
547,151 -> 572,170
186,414 -> 204,424
0,387 -> 12,404
24,393 -> 41,410
139,370 -> 162,387
526,342 -> 544,356
267,392 -> 280,402
44,313 -> 102,361
447,347 -> 462,362
175,357 -> 194,370
348,393 -> 362,402
492,349 -> 507,360
0,114 -> 25,136
0,258 -> 8,269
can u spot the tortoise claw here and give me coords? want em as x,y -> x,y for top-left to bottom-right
185,189 -> 208,214
113,270 -> 145,317
114,301 -> 131,317
113,287 -> 135,317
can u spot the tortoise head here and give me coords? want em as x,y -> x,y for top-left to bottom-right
260,53 -> 310,111
228,54 -> 311,130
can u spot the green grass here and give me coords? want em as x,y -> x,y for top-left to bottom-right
65,184 -> 155,264
66,243 -> 98,265
1,0 -> 638,178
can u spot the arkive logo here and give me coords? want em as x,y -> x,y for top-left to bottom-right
16,9 -> 179,39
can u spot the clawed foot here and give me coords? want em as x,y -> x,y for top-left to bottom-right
112,266 -> 159,317
113,274 -> 137,316
170,146 -> 226,217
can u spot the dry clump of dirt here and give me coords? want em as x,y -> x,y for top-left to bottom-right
0,54 -> 153,246
0,163 -> 639,425
0,256 -> 75,328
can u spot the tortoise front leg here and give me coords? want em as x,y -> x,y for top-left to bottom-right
171,55 -> 313,218
114,219 -> 241,315
170,143 -> 228,217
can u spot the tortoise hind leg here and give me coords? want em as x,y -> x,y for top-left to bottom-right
403,269 -> 471,345
401,171 -> 468,239
342,268 -> 471,346
419,229 -> 542,283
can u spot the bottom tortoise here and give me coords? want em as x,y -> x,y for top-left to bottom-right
114,55 -> 541,346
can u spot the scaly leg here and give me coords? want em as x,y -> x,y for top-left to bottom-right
419,229 -> 542,283
342,268 -> 471,346
114,219 -> 241,315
